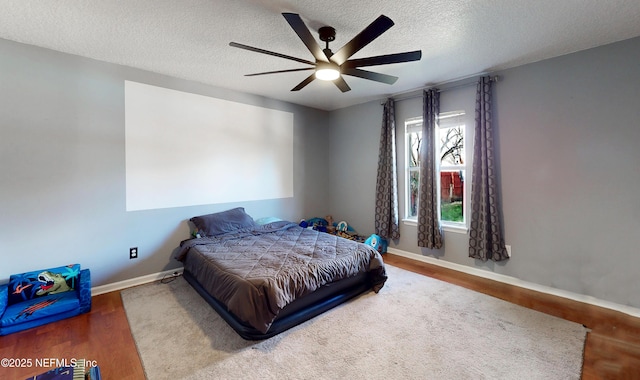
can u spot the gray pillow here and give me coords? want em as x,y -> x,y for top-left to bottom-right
190,207 -> 256,237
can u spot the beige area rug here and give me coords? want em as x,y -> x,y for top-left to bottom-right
121,265 -> 586,380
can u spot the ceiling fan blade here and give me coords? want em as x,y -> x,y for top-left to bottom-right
342,50 -> 422,69
291,73 -> 317,91
333,76 -> 351,92
282,13 -> 329,62
342,68 -> 398,84
245,68 -> 315,77
330,15 -> 395,65
229,42 -> 315,66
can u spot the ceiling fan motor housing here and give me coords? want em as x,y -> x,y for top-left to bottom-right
318,26 -> 336,42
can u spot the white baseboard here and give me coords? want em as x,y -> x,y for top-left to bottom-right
92,268 -> 184,296
387,248 -> 640,319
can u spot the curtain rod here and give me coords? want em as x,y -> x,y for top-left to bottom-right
381,75 -> 500,104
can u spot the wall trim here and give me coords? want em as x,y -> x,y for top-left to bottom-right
92,268 -> 184,296
387,248 -> 640,318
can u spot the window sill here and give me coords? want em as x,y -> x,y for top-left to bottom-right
442,224 -> 468,234
402,219 -> 468,234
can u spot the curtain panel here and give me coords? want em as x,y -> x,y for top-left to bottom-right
468,76 -> 509,261
417,89 -> 443,249
374,99 -> 400,241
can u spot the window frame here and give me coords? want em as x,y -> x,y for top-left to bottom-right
436,111 -> 467,231
403,111 -> 470,232
404,117 -> 423,221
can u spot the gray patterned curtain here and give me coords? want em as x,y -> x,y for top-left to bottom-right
374,99 -> 400,241
417,89 -> 443,248
468,76 -> 509,261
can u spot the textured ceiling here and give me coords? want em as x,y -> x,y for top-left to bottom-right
1,0 -> 640,111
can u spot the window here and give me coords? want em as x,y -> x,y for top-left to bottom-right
405,117 -> 422,220
437,112 -> 466,226
404,111 -> 468,229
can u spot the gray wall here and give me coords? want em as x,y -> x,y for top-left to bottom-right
496,36 -> 640,308
327,101 -> 384,232
0,38 -> 329,286
328,36 -> 640,309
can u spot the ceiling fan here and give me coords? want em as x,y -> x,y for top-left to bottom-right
229,13 -> 422,92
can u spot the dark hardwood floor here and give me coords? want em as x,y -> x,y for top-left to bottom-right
0,291 -> 145,380
1,253 -> 639,379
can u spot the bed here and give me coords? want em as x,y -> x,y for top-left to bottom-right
176,207 -> 387,340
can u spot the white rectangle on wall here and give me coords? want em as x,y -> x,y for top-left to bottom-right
124,81 -> 294,211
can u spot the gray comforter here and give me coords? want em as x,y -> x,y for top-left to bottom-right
176,221 -> 387,333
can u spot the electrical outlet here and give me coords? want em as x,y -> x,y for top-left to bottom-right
505,245 -> 512,257
130,247 -> 138,259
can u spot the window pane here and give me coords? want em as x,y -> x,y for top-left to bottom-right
440,170 -> 464,222
440,126 -> 464,166
408,131 -> 421,168
409,170 -> 419,218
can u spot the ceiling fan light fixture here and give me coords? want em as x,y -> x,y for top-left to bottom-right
315,62 -> 340,81
315,68 -> 340,81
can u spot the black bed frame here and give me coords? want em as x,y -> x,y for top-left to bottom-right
182,270 -> 371,340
